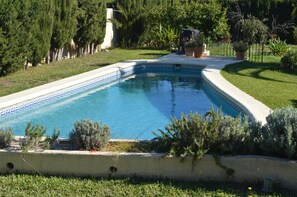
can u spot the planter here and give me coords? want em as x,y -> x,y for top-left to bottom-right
236,51 -> 245,60
194,46 -> 204,58
1,150 -> 296,191
184,47 -> 194,57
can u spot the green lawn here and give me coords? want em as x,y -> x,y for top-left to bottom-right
0,49 -> 169,97
221,56 -> 297,109
0,174 -> 293,196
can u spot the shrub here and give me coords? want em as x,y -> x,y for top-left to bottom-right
262,106 -> 297,159
21,122 -> 47,152
153,113 -> 211,159
44,128 -> 60,150
0,128 -> 13,149
292,27 -> 297,45
69,120 -> 110,151
280,51 -> 297,70
21,122 -> 60,151
211,115 -> 248,154
269,38 -> 291,56
153,109 -> 254,158
233,41 -> 249,53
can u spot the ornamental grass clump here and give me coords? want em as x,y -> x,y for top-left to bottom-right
69,120 -> 110,151
0,128 -> 13,149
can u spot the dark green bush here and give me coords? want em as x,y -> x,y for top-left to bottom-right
293,27 -> 297,44
262,106 -> 297,159
280,51 -> 297,70
69,120 -> 110,151
0,128 -> 13,149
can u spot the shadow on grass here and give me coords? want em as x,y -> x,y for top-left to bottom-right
89,63 -> 111,67
223,61 -> 297,84
139,52 -> 168,56
291,100 -> 297,108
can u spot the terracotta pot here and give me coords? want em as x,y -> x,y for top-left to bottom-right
236,51 -> 245,60
194,46 -> 204,58
185,47 -> 194,57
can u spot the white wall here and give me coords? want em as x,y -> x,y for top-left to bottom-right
101,8 -> 116,49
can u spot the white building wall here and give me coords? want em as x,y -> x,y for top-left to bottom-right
101,8 -> 116,49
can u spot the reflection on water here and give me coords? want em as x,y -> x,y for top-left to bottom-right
0,71 -> 240,140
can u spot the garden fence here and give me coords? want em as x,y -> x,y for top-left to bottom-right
207,42 -> 267,62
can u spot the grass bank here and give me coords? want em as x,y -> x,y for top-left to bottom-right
221,56 -> 297,109
0,174 -> 293,196
0,49 -> 169,97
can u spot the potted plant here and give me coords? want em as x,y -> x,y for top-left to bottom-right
233,41 -> 249,60
193,33 -> 205,58
184,40 -> 196,57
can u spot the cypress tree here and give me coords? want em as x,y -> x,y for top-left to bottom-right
0,0 -> 29,75
50,0 -> 78,62
26,0 -> 54,67
74,0 -> 106,56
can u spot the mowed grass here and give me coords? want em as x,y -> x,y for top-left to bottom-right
221,56 -> 297,109
0,49 -> 169,97
0,174 -> 293,196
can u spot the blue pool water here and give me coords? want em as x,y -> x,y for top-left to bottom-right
0,70 -> 240,139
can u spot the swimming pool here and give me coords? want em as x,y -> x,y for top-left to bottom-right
0,64 -> 242,140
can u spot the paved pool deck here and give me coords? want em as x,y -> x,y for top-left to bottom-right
0,53 -> 271,123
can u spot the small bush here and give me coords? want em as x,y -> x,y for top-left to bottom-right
280,51 -> 297,70
269,38 -> 290,56
233,41 -> 249,52
292,27 -> 297,44
69,120 -> 110,151
0,128 -> 13,149
153,109 -> 255,159
262,106 -> 297,159
21,122 -> 46,152
21,122 -> 60,151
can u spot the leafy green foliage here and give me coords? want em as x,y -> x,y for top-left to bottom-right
232,41 -> 249,52
153,109 -> 254,159
241,17 -> 268,45
280,51 -> 297,70
69,120 -> 110,150
262,106 -> 297,159
122,1 -> 229,48
0,128 -> 13,149
269,38 -> 291,56
293,27 -> 297,44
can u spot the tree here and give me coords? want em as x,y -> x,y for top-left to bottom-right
74,0 -> 106,56
0,0 -> 29,75
50,0 -> 78,62
26,0 -> 54,67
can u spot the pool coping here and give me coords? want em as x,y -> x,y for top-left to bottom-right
0,53 -> 271,123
